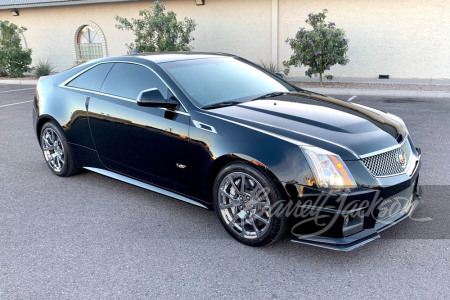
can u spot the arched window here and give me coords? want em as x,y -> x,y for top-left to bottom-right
20,33 -> 27,49
73,21 -> 107,63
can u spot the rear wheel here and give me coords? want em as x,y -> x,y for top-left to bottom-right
213,163 -> 287,247
40,122 -> 78,177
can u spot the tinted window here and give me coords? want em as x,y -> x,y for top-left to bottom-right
67,63 -> 113,91
160,57 -> 295,107
100,63 -> 168,100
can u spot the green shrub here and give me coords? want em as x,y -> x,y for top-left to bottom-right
33,58 -> 55,78
258,60 -> 280,73
115,0 -> 197,53
0,20 -> 32,77
283,9 -> 349,82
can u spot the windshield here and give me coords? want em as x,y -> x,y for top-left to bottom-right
160,57 -> 295,108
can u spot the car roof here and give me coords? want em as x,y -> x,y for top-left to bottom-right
123,52 -> 235,64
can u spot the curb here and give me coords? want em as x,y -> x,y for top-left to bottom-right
0,79 -> 38,85
306,88 -> 450,99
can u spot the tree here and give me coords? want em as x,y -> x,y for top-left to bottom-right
283,9 -> 349,83
115,0 -> 196,53
0,20 -> 32,77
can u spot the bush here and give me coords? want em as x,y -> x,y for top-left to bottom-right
0,20 -> 32,77
283,9 -> 349,82
115,0 -> 197,53
33,58 -> 55,78
258,60 -> 280,73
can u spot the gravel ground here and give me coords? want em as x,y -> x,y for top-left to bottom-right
292,81 -> 450,92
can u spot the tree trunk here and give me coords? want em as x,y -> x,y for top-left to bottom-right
319,73 -> 323,84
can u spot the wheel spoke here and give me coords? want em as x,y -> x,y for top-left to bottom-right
43,144 -> 55,151
219,189 -> 242,209
220,189 -> 234,200
238,218 -> 246,237
253,201 -> 270,208
250,186 -> 259,198
250,219 -> 261,237
228,177 -> 240,194
254,214 -> 269,225
240,174 -> 246,193
57,155 -> 65,165
227,214 -> 240,229
221,201 -> 241,210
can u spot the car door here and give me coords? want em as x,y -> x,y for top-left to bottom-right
87,62 -> 192,193
62,62 -> 114,150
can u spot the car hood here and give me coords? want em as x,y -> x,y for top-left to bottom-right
204,91 -> 406,160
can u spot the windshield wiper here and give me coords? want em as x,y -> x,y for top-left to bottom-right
201,101 -> 242,110
251,91 -> 290,101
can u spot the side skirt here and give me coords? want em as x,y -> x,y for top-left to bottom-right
84,167 -> 208,209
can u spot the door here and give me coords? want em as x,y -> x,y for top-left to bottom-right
87,62 -> 192,193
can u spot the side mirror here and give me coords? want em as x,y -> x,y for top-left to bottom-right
137,88 -> 178,109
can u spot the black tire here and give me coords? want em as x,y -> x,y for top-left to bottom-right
40,121 -> 78,177
213,162 -> 287,247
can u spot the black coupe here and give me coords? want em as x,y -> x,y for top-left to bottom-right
33,53 -> 421,250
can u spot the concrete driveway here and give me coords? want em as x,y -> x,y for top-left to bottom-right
0,83 -> 449,299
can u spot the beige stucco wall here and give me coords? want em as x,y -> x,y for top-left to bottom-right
0,0 -> 449,79
0,0 -> 272,72
279,0 -> 450,79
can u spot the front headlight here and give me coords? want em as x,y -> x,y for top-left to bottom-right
301,146 -> 357,189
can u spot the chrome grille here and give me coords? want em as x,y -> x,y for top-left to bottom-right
376,184 -> 414,223
361,139 -> 412,177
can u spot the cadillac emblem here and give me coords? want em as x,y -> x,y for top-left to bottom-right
397,151 -> 406,168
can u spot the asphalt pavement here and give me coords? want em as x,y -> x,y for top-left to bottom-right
0,84 -> 449,299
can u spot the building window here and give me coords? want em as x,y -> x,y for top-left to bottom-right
73,21 -> 107,64
20,33 -> 27,49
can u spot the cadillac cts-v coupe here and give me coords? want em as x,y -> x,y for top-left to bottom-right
33,53 -> 421,250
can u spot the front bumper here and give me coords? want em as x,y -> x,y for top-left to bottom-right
291,184 -> 422,251
289,149 -> 422,251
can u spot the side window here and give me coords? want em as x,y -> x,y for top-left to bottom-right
100,63 -> 168,100
67,63 -> 113,91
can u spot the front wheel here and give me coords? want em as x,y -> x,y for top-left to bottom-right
213,163 -> 287,247
40,121 -> 78,177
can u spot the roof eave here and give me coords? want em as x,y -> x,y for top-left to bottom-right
0,0 -> 143,10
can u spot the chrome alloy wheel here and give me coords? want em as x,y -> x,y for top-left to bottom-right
218,172 -> 272,239
41,128 -> 65,172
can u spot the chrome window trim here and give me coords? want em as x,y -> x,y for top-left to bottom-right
62,85 -> 190,116
58,60 -> 190,114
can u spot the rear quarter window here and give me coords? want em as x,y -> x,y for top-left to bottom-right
67,63 -> 113,91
